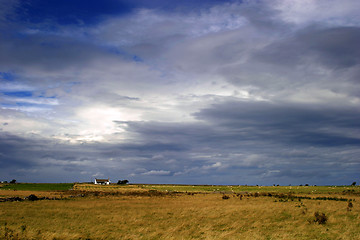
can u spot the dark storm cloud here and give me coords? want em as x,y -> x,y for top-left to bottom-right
0,130 -> 193,183
0,132 -> 111,182
115,101 -> 360,160
194,100 -> 360,147
1,101 -> 359,185
118,121 -> 213,143
116,142 -> 188,153
0,33 -> 121,72
216,26 -> 360,99
270,169 -> 331,179
236,1 -> 289,32
0,133 -> 35,168
112,111 -> 360,185
0,132 -> 74,169
255,26 -> 360,69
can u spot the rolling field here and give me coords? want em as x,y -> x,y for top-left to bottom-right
0,184 -> 360,239
73,183 -> 360,194
0,183 -> 74,191
135,184 -> 359,195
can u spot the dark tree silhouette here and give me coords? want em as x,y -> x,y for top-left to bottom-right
117,180 -> 129,185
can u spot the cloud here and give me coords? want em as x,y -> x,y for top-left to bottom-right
0,1 -> 360,185
0,33 -> 121,72
272,0 -> 360,27
141,170 -> 171,176
0,0 -> 19,24
194,100 -> 360,147
254,26 -> 360,70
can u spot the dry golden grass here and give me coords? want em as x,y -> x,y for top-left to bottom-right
73,183 -> 147,192
1,189 -> 360,240
0,190 -> 64,198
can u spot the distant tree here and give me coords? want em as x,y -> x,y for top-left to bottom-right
117,180 -> 129,185
305,184 -> 309,186
10,179 -> 16,184
351,182 -> 356,186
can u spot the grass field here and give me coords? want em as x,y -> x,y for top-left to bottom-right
0,183 -> 74,191
72,183 -> 360,194
0,183 -> 359,239
136,184 -> 360,195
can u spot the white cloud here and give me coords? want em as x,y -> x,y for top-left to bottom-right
91,6 -> 247,49
272,0 -> 360,27
0,82 -> 35,91
202,162 -> 222,170
141,170 -> 171,176
2,97 -> 59,106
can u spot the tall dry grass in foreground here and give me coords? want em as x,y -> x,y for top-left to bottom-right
1,191 -> 360,240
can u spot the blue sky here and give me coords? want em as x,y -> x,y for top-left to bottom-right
1,0 -> 360,185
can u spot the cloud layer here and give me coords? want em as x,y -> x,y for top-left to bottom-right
0,0 -> 359,185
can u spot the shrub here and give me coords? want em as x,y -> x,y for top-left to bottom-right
347,200 -> 353,211
117,180 -> 129,185
222,195 -> 230,200
314,211 -> 328,224
301,208 -> 308,215
27,194 -> 39,201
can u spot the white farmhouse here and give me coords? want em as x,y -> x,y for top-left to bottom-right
94,178 -> 110,185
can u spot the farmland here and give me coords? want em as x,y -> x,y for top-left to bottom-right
1,183 -> 360,239
0,183 -> 74,192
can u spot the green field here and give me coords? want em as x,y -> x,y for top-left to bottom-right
0,183 -> 74,191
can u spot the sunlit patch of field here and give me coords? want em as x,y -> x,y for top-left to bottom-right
73,183 -> 147,192
0,184 -> 360,239
0,190 -> 62,199
139,184 -> 360,195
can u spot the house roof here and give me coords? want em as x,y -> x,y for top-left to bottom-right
95,178 -> 109,182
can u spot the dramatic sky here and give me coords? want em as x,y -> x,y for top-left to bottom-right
1,0 -> 359,185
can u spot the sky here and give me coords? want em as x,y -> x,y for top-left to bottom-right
0,0 -> 360,185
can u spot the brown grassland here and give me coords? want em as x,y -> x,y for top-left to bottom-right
0,183 -> 360,239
